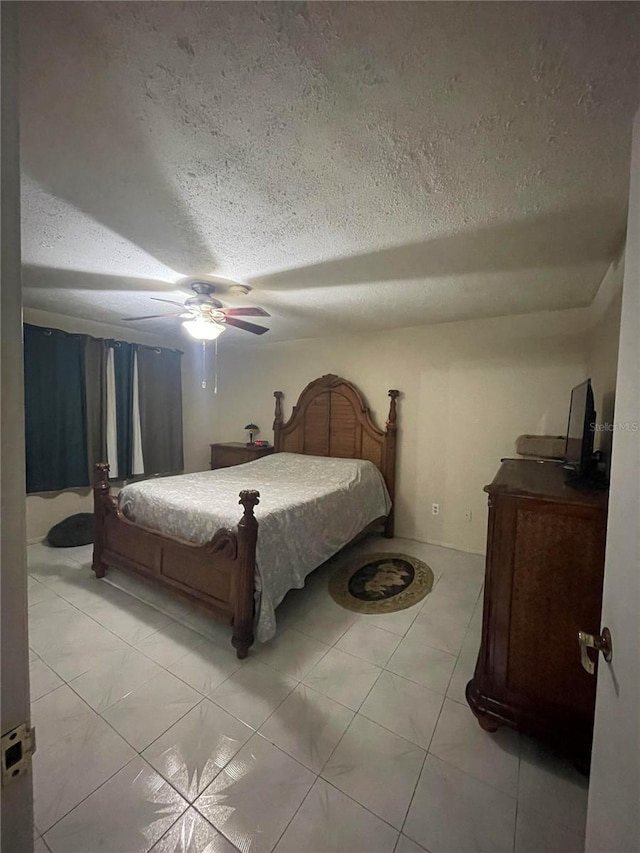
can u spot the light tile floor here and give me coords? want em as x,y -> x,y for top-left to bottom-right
28,537 -> 588,853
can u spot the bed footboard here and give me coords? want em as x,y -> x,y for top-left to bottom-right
92,462 -> 113,580
233,490 -> 260,658
92,464 -> 259,659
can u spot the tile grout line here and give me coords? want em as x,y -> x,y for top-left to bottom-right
205,668 -> 299,730
41,755 -> 139,840
29,541 -> 501,851
31,563 -> 259,839
31,547 -> 257,657
39,668 -> 243,844
396,678 -> 450,842
35,564 -> 353,843
41,545 -> 574,849
33,548 -> 456,740
31,566 -> 261,696
270,773 -> 403,853
30,546 -> 478,674
29,573 -> 181,662
41,752 -> 195,848
391,586 -> 485,843
34,571 -> 337,785
32,549 -> 461,675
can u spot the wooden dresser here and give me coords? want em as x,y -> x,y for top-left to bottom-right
466,458 -> 608,766
209,442 -> 274,470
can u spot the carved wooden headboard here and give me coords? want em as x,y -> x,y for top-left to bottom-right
272,374 -> 400,509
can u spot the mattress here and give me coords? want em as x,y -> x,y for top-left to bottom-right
118,452 -> 391,642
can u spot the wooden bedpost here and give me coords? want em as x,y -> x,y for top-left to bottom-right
273,391 -> 284,451
384,390 -> 400,538
92,462 -> 111,578
233,489 -> 260,659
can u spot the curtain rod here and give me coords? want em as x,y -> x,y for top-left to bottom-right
24,322 -> 183,355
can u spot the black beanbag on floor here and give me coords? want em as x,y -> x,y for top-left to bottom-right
47,513 -> 94,547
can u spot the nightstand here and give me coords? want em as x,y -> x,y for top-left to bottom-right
209,442 -> 274,470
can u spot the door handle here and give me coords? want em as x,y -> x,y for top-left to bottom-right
578,627 -> 613,675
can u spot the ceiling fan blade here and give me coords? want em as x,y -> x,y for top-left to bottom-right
224,316 -> 270,335
150,297 -> 187,308
222,307 -> 271,318
121,312 -> 186,321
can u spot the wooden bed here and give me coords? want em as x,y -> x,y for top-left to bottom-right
92,374 -> 400,658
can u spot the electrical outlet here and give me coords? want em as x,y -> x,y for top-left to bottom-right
431,503 -> 440,516
464,509 -> 473,522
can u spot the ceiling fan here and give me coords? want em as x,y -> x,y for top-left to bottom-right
122,282 -> 270,339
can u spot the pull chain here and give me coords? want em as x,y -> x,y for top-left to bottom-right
199,339 -> 219,393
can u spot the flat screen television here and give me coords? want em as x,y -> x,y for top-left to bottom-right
565,379 -> 596,477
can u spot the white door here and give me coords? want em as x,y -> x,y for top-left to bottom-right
585,112 -> 640,852
1,4 -> 35,851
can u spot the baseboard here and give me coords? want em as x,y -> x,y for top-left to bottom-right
27,533 -> 483,555
401,535 -> 485,558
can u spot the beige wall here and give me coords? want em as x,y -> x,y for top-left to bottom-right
212,310 -> 588,554
24,309 -> 214,541
25,296 -> 619,554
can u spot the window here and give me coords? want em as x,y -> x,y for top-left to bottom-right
24,324 -> 183,493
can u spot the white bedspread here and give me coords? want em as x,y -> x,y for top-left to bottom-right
118,452 -> 391,642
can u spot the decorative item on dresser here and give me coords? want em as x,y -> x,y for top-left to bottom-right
210,442 -> 273,470
92,375 -> 400,659
466,458 -> 608,768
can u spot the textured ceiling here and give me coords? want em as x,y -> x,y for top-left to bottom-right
20,1 -> 640,343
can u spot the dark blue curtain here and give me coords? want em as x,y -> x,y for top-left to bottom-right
24,325 -> 89,493
110,341 -> 135,480
25,326 -> 183,491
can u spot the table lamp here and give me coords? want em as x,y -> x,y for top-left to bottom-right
244,423 -> 259,445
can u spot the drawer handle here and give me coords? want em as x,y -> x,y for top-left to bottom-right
577,627 -> 613,675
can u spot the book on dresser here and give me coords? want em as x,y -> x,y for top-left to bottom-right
209,442 -> 274,470
466,457 -> 608,768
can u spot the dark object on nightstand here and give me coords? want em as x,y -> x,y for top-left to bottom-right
466,458 -> 608,769
244,423 -> 259,445
209,442 -> 274,470
47,512 -> 94,547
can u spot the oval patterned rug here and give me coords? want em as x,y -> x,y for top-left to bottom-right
329,552 -> 434,614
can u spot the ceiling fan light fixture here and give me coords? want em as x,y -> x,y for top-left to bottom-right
229,284 -> 251,296
182,318 -> 225,341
